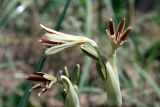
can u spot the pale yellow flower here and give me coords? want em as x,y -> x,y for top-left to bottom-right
40,24 -> 97,55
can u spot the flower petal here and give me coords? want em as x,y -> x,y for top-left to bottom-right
80,44 -> 99,61
42,34 -> 63,44
26,75 -> 47,82
120,26 -> 132,41
115,18 -> 125,38
43,74 -> 57,81
45,41 -> 85,55
30,84 -> 43,91
40,24 -> 87,41
109,18 -> 115,35
40,24 -> 56,34
39,39 -> 60,45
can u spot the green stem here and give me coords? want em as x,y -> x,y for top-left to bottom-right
54,0 -> 71,30
105,61 -> 122,106
105,49 -> 122,106
94,45 -> 122,106
108,49 -> 118,80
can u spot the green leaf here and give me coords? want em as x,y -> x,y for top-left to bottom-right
80,44 -> 99,61
45,41 -> 79,55
63,66 -> 69,78
96,62 -> 106,81
94,47 -> 107,80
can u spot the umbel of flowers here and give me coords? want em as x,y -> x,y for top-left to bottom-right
27,18 -> 131,107
26,65 -> 80,107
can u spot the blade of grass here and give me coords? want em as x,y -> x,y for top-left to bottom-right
105,0 -> 117,24
133,62 -> 160,99
80,87 -> 103,93
118,48 -> 150,107
3,48 -> 17,70
118,68 -> 133,89
0,90 -> 3,107
79,0 -> 93,93
123,94 -> 149,107
128,37 -> 160,99
17,0 -> 71,107
0,62 -> 20,69
0,0 -> 33,31
97,0 -> 105,33
35,0 -> 71,72
0,0 -> 9,15
128,0 -> 135,26
120,40 -> 160,100
0,0 -> 18,29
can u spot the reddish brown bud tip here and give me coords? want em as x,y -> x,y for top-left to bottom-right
116,18 -> 125,38
30,84 -> 43,91
35,72 -> 46,76
26,75 -> 47,82
109,18 -> 115,35
39,39 -> 58,45
120,26 -> 132,41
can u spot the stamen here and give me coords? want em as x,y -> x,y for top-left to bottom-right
116,18 -> 125,39
39,39 -> 58,45
109,18 -> 115,35
30,84 -> 43,91
120,26 -> 132,41
26,75 -> 47,82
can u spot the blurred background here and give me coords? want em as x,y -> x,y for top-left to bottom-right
0,0 -> 160,107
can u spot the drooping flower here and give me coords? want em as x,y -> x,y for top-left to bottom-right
26,72 -> 57,96
60,75 -> 80,107
40,24 -> 97,55
106,18 -> 132,48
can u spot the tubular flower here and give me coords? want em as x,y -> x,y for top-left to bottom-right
26,72 -> 57,96
106,18 -> 132,48
40,24 -> 97,55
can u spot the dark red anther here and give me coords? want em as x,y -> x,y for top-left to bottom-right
35,72 -> 45,76
109,18 -> 115,35
39,39 -> 58,45
120,26 -> 132,41
30,84 -> 43,91
116,18 -> 125,39
26,75 -> 47,82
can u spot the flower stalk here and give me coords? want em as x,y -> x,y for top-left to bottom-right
26,72 -> 57,96
26,65 -> 81,107
105,55 -> 122,106
103,18 -> 131,106
37,18 -> 132,106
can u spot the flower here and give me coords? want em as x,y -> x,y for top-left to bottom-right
26,72 -> 57,96
60,75 -> 80,107
106,18 -> 132,48
40,24 -> 97,55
